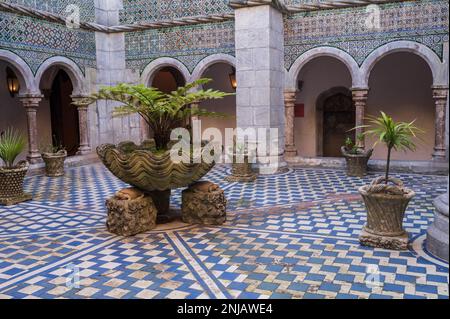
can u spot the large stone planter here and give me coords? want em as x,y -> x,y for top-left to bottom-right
106,188 -> 157,237
97,141 -> 215,220
42,150 -> 67,177
426,193 -> 449,262
341,147 -> 373,177
0,161 -> 32,206
225,153 -> 257,182
182,181 -> 227,225
359,176 -> 415,250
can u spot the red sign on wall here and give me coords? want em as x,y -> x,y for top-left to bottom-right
295,104 -> 305,118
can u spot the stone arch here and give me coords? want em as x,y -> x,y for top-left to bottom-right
360,41 -> 446,87
35,56 -> 86,95
190,54 -> 236,83
0,49 -> 37,93
141,57 -> 191,86
287,47 -> 362,89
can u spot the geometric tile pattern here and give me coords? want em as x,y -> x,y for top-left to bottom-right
0,164 -> 448,299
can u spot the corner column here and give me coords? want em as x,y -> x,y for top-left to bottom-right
234,4 -> 286,173
72,95 -> 92,155
351,88 -> 369,149
284,89 -> 297,158
20,94 -> 43,164
431,85 -> 448,161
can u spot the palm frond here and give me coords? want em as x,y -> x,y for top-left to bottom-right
0,127 -> 26,168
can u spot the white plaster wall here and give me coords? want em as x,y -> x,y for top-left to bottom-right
294,57 -> 352,157
367,52 -> 435,161
200,63 -> 237,144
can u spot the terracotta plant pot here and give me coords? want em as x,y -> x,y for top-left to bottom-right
359,176 -> 415,250
42,150 -> 67,177
341,147 -> 373,177
0,161 -> 32,206
97,140 -> 215,220
225,153 -> 257,182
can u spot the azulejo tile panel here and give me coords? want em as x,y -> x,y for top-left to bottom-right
0,11 -> 96,73
125,21 -> 235,73
284,0 -> 449,69
0,164 -> 448,299
0,0 -> 96,23
120,0 -> 233,24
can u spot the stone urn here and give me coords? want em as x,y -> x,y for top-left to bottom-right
0,161 -> 32,206
225,151 -> 257,183
42,150 -> 67,177
359,176 -> 415,250
341,146 -> 373,177
97,140 -> 215,223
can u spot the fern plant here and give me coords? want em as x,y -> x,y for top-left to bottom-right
358,112 -> 423,183
0,128 -> 26,168
75,78 -> 233,150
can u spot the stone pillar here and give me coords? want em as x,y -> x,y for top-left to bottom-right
351,88 -> 369,149
234,4 -> 286,173
426,177 -> 449,262
71,95 -> 92,155
20,94 -> 43,164
431,85 -> 448,161
284,89 -> 297,158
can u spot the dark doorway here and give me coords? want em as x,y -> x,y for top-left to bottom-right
322,92 -> 355,157
50,70 -> 80,156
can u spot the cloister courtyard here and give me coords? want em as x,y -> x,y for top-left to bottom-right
0,163 -> 447,299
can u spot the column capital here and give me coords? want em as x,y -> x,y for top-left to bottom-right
351,87 -> 369,100
71,95 -> 92,109
19,94 -> 43,107
431,85 -> 449,99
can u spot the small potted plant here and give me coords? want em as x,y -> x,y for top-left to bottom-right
341,134 -> 373,177
358,112 -> 422,250
225,140 -> 257,182
41,138 -> 67,177
0,128 -> 32,206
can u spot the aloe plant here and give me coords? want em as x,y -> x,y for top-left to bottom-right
358,112 -> 423,183
0,128 -> 26,168
75,78 -> 232,150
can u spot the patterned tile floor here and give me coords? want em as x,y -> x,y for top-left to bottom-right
0,163 -> 448,299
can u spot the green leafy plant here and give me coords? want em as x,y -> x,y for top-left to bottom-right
358,112 -> 423,184
75,78 -> 233,150
0,128 -> 26,168
344,137 -> 359,155
40,135 -> 66,154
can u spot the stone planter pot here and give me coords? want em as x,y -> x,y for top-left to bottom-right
42,150 -> 67,177
341,147 -> 373,177
0,161 -> 32,206
225,153 -> 257,182
359,176 -> 415,250
97,141 -> 215,221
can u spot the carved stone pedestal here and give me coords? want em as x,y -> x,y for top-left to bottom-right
106,188 -> 157,237
182,181 -> 227,225
426,193 -> 449,262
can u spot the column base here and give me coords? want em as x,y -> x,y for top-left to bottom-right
426,194 -> 449,262
27,154 -> 42,164
285,147 -> 298,158
432,150 -> 447,161
77,146 -> 92,156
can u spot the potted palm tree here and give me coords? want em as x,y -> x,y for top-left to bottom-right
41,137 -> 67,177
74,79 -> 231,223
0,128 -> 32,206
358,112 -> 422,250
341,134 -> 373,177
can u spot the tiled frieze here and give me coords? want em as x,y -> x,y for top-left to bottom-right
284,0 -> 449,69
125,21 -> 235,73
0,11 -> 96,73
120,0 -> 233,24
0,0 -> 96,22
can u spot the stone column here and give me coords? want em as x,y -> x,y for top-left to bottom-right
284,89 -> 297,158
20,94 -> 43,164
234,4 -> 286,174
431,85 -> 448,161
351,88 -> 369,149
71,95 -> 92,155
426,177 -> 449,262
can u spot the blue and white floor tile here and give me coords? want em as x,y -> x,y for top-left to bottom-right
0,164 -> 448,299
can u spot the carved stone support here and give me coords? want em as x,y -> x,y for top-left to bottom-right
19,94 -> 43,164
71,95 -> 92,155
351,88 -> 369,149
284,89 -> 297,158
431,86 -> 448,161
